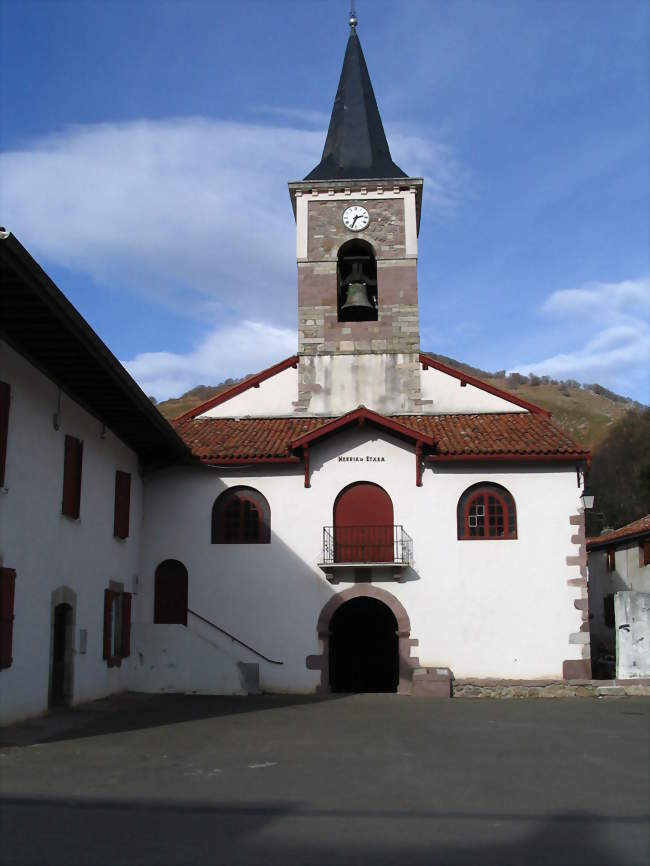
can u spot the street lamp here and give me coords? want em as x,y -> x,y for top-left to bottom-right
580,487 -> 595,510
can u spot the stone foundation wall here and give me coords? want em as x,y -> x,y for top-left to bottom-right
452,679 -> 650,698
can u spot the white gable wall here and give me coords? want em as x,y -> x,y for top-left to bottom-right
420,366 -> 528,414
0,340 -> 143,724
198,366 -> 299,418
140,426 -> 584,692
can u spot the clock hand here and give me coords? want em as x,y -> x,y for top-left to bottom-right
351,214 -> 360,226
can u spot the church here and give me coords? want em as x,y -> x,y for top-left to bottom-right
0,19 -> 592,723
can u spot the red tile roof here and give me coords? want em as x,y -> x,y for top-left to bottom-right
173,412 -> 588,464
587,515 -> 650,551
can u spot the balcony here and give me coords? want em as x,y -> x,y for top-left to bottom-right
318,525 -> 413,583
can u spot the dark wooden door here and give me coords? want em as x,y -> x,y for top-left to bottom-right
334,482 -> 394,562
154,560 -> 188,625
51,603 -> 71,706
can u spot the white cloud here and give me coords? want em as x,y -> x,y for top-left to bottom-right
512,277 -> 650,395
123,319 -> 296,401
0,117 -> 459,323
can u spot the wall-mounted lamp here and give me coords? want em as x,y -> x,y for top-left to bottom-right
580,488 -> 595,510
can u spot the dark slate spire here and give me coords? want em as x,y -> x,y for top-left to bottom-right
304,19 -> 407,181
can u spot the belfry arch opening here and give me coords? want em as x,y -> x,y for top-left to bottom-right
337,239 -> 378,322
329,596 -> 399,693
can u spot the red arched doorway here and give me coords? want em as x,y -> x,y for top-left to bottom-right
334,482 -> 394,562
154,560 -> 188,625
329,596 -> 399,693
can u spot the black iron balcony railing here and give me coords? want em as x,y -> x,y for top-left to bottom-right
322,525 -> 413,566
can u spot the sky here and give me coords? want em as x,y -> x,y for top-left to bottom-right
1,0 -> 648,403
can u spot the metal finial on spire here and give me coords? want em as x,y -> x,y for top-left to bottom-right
349,1 -> 358,28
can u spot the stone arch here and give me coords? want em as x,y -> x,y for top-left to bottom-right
307,585 -> 419,694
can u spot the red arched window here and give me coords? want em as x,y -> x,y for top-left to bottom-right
212,487 -> 270,544
457,483 -> 517,540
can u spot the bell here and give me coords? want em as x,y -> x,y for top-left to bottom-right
341,281 -> 375,316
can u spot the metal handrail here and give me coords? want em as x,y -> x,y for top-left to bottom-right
187,608 -> 283,665
321,525 -> 413,566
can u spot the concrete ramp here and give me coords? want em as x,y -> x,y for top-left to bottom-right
129,623 -> 260,695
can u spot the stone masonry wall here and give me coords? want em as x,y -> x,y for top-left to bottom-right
297,196 -> 421,413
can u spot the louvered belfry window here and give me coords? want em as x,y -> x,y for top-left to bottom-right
113,471 -> 131,539
62,435 -> 83,518
457,483 -> 517,540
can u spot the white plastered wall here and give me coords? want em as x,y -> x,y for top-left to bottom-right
420,366 -> 528,414
140,425 -> 584,692
0,340 -> 143,724
198,366 -> 299,418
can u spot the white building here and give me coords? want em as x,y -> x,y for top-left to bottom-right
1,21 -> 594,723
587,516 -> 650,679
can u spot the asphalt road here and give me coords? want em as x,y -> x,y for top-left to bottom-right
1,693 -> 649,866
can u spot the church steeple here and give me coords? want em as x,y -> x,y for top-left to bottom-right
304,17 -> 406,181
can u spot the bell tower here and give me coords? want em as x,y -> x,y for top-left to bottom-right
289,14 -> 424,416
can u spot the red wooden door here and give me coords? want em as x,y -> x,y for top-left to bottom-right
154,560 -> 188,625
334,483 -> 394,562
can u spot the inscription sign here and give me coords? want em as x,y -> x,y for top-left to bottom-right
338,456 -> 386,463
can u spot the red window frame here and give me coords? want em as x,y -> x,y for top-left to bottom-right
606,549 -> 615,572
62,435 -> 83,519
102,588 -> 132,668
212,487 -> 270,544
113,471 -> 131,539
457,484 -> 517,540
0,382 -> 10,488
0,567 -> 16,670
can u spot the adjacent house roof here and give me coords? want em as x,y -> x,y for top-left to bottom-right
587,515 -> 650,551
304,24 -> 407,181
173,411 -> 589,465
0,233 -> 190,468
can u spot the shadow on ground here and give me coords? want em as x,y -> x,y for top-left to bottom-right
1,797 -> 647,866
0,692 -> 348,747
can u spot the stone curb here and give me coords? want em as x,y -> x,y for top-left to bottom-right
452,680 -> 650,699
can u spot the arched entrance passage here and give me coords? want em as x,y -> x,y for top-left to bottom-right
154,559 -> 188,625
330,597 -> 398,692
334,482 -> 394,562
306,586 -> 420,695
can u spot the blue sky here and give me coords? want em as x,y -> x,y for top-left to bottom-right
1,0 -> 648,402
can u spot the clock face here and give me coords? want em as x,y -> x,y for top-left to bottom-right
342,205 -> 370,231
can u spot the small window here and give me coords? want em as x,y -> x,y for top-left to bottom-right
457,483 -> 517,540
102,587 -> 131,667
603,594 -> 615,628
0,567 -> 17,670
62,435 -> 83,519
113,471 -> 131,539
606,549 -> 615,572
212,487 -> 270,544
0,381 -> 10,488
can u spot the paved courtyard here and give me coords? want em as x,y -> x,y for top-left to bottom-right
1,693 -> 648,865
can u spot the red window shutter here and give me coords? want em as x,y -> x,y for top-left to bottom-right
62,435 -> 83,518
642,540 -> 650,567
0,382 -> 10,488
103,588 -> 113,662
120,592 -> 132,658
0,568 -> 16,669
113,471 -> 131,539
606,549 -> 615,572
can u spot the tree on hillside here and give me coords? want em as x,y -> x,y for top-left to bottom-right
587,408 -> 650,535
